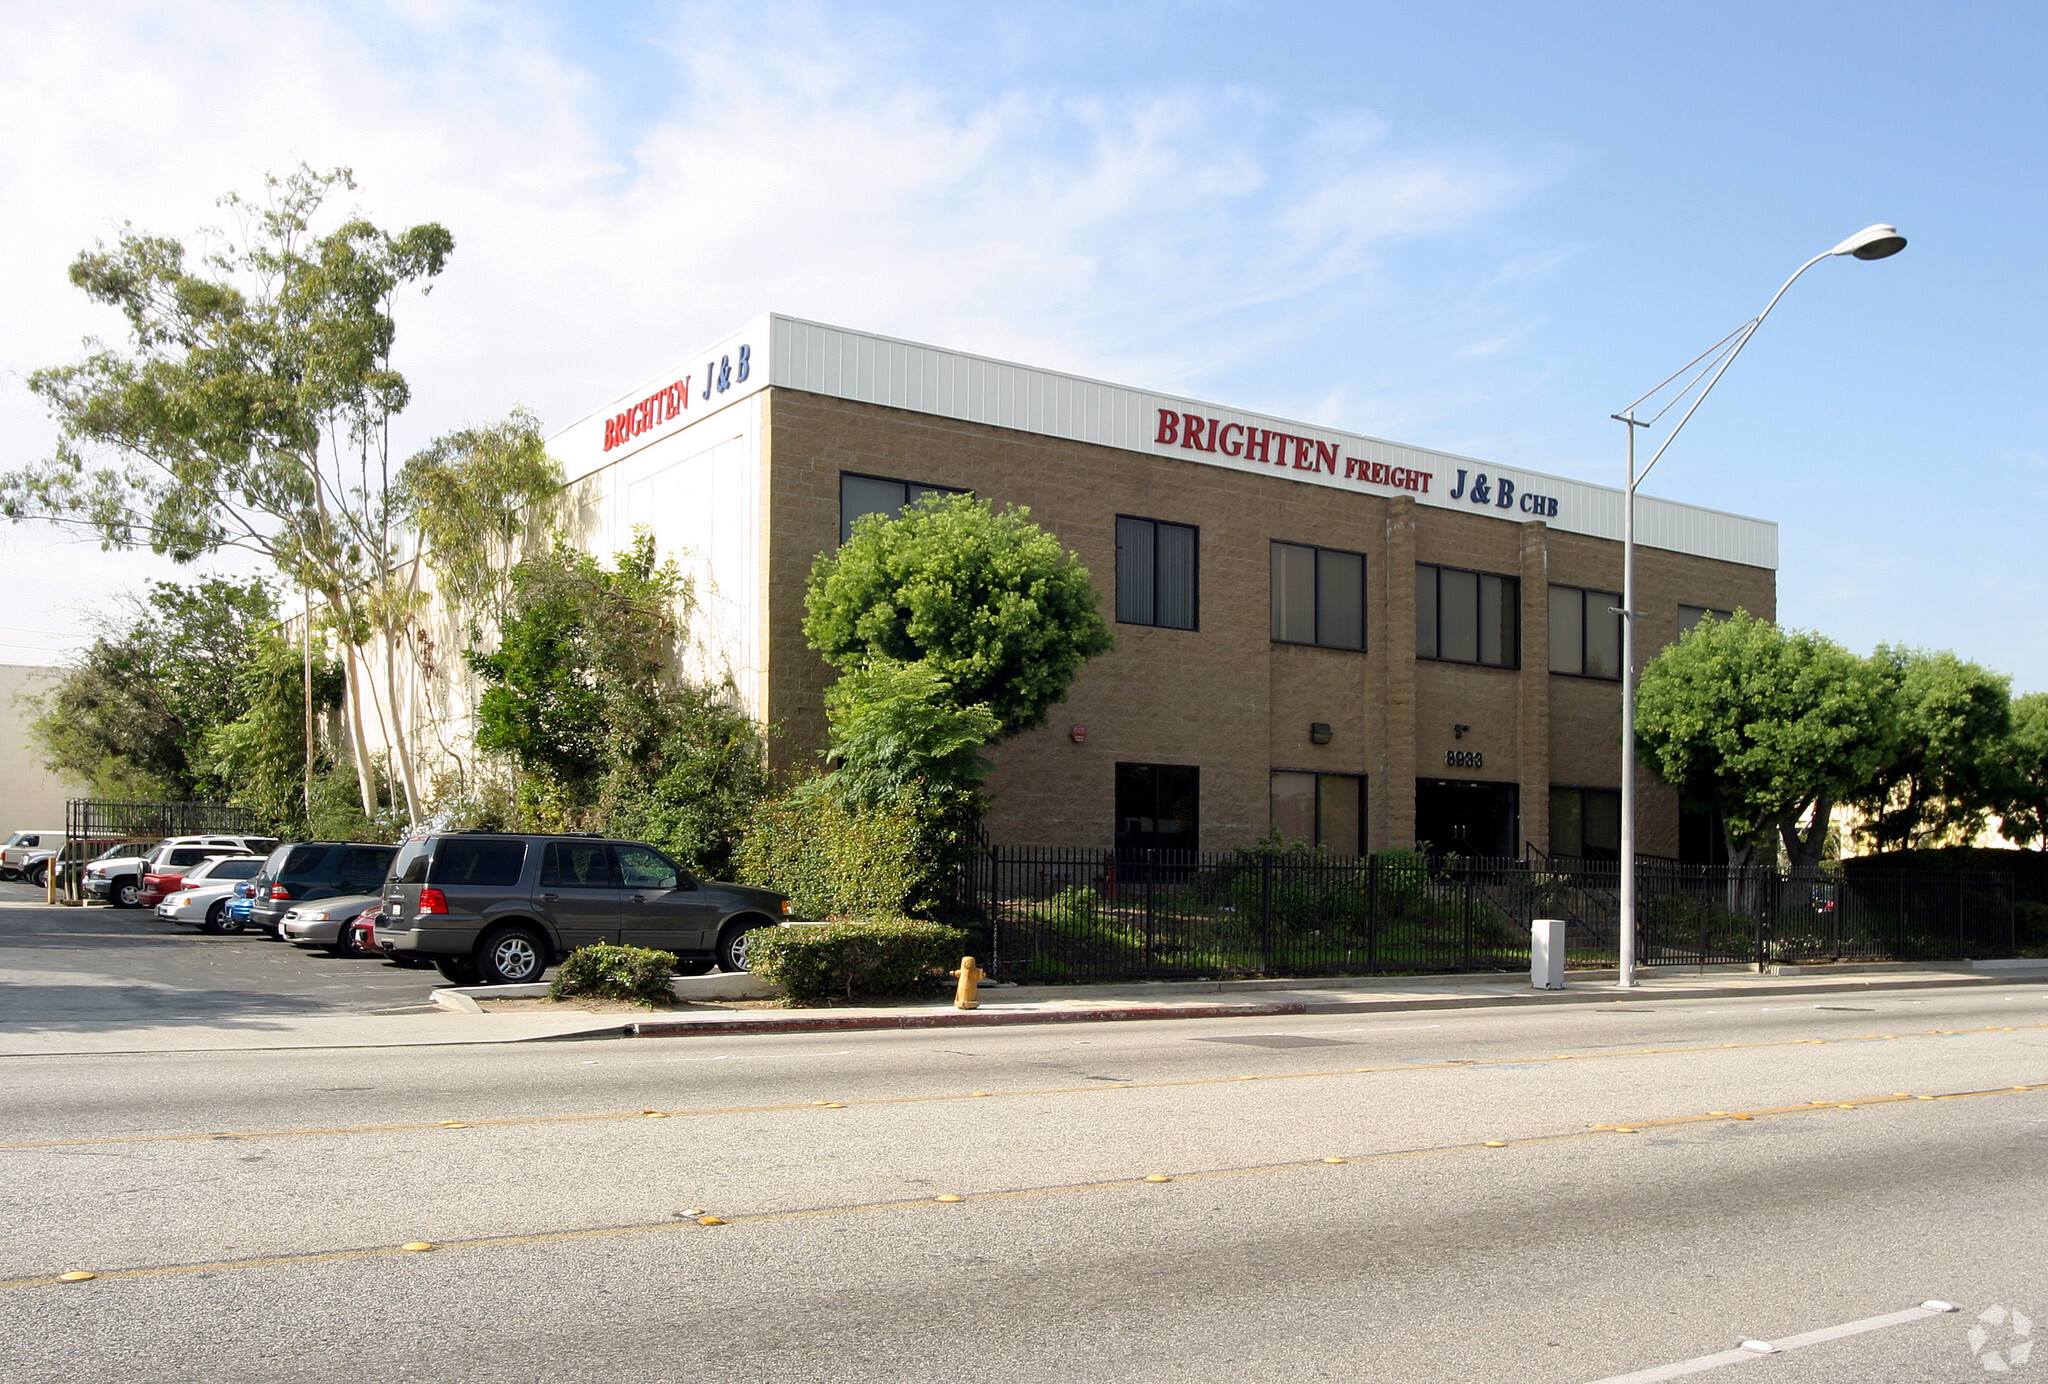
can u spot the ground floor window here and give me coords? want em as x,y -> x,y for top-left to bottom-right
1549,786 -> 1621,861
1115,762 -> 1199,857
1270,771 -> 1366,855
1415,779 -> 1520,859
1680,803 -> 1731,866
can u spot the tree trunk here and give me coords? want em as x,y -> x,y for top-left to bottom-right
380,624 -> 422,823
302,587 -> 314,813
342,649 -> 379,818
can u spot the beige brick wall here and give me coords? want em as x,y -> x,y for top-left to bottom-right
761,390 -> 1775,857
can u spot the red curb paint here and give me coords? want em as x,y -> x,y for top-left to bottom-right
627,1001 -> 1309,1039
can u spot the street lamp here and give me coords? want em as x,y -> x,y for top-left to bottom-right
1611,224 -> 1906,988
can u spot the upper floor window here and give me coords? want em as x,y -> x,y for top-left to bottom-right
1678,604 -> 1734,637
839,472 -> 968,545
1272,542 -> 1366,650
1116,516 -> 1198,630
1417,564 -> 1517,667
1549,584 -> 1622,679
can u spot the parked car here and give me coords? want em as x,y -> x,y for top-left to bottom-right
249,842 -> 398,937
86,835 -> 279,908
279,893 -> 383,955
154,856 -> 270,933
139,841 -> 267,908
225,879 -> 258,931
348,903 -> 432,968
0,829 -> 66,881
23,839 -> 152,891
379,831 -> 790,985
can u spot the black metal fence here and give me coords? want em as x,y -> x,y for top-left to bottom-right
59,799 -> 267,901
943,846 -> 2016,984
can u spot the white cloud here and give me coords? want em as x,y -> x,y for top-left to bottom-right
0,0 -> 1541,657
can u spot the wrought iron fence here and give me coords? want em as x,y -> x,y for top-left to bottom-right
58,799 -> 268,902
942,846 -> 2015,984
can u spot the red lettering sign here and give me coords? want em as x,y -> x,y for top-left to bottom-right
1154,406 -> 1435,495
603,376 -> 694,453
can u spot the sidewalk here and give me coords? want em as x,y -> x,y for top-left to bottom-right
5,960 -> 2040,1056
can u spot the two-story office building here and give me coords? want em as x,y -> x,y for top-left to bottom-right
549,313 -> 1775,861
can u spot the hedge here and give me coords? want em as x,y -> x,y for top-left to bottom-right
735,782 -> 923,919
548,944 -> 679,1005
744,917 -> 967,1004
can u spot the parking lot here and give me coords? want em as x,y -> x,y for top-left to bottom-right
0,881 -> 446,1031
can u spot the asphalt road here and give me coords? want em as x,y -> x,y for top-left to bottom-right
0,882 -> 443,1029
3,968 -> 2045,1382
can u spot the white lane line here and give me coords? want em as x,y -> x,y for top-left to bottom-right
1584,1302 -> 1957,1383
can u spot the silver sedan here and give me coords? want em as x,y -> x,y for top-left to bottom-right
279,894 -> 383,954
156,881 -> 256,934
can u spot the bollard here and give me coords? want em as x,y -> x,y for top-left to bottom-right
951,956 -> 986,1010
1530,919 -> 1566,990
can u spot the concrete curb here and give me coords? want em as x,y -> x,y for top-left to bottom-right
1295,972 -> 2045,1015
628,1000 -> 1309,1038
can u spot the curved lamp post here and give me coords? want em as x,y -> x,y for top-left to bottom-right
1612,225 -> 1906,988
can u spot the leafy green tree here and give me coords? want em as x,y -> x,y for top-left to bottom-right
198,630 -> 346,833
468,531 -> 766,876
31,576 -> 279,800
1996,692 -> 2048,851
1635,613 -> 1889,876
803,493 -> 1112,739
4,165 -> 453,818
822,659 -> 999,807
1852,648 -> 2012,850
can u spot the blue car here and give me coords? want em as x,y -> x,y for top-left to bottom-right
225,880 -> 257,929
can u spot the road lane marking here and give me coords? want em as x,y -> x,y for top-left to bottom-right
1583,1302 -> 1958,1382
5,1020 -> 2042,1152
4,1085 -> 2040,1292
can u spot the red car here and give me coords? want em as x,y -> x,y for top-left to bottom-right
137,844 -> 246,908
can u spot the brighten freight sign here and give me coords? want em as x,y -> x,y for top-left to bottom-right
1153,408 -> 1432,494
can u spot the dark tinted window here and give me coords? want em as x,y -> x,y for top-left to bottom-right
337,847 -> 393,881
430,839 -> 528,888
392,840 -> 431,884
541,842 -> 618,888
204,859 -> 264,880
282,846 -> 332,875
166,847 -> 227,868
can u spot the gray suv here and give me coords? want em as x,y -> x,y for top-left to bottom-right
378,832 -> 790,985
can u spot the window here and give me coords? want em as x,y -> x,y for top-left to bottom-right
839,472 -> 968,544
1271,542 -> 1366,650
203,858 -> 263,880
1416,564 -> 1517,667
279,845 -> 329,875
1550,787 -> 1621,861
1270,772 -> 1367,856
1678,604 -> 1734,637
616,844 -> 680,890
1114,763 -> 1200,856
1549,585 -> 1623,679
1116,516 -> 1198,629
337,847 -> 394,881
540,842 -> 617,888
429,839 -> 528,888
392,840 -> 431,885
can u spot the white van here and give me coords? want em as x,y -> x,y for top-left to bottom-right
1,830 -> 65,880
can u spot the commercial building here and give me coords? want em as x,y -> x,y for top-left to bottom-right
551,314 -> 1775,861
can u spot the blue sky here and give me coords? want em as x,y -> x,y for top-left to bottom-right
1,0 -> 2041,686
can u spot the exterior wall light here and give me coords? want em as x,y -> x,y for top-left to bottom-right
1309,723 -> 1334,745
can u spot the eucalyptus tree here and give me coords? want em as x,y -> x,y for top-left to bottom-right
6,166 -> 452,816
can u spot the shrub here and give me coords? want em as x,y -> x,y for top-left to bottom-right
736,780 -> 923,918
744,917 -> 968,1004
548,943 -> 679,1005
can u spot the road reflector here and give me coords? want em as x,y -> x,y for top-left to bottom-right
697,1216 -> 725,1225
1740,1340 -> 1780,1354
1924,1301 -> 1959,1312
1321,1156 -> 1346,1164
969,1091 -> 989,1097
57,1271 -> 95,1282
440,1121 -> 467,1128
641,1109 -> 662,1115
1729,1115 -> 1753,1121
684,1208 -> 704,1216
1917,1096 -> 1935,1100
1709,1111 -> 1728,1116
401,1242 -> 435,1252
1144,1174 -> 1172,1182
820,1103 -> 846,1109
935,1195 -> 964,1202
1837,1104 -> 1856,1109
1893,1092 -> 1912,1097
1484,1141 -> 1508,1148
1612,1127 -> 1639,1134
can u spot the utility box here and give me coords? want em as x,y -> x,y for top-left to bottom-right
1530,919 -> 1567,990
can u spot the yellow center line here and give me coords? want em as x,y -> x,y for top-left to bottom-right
4,1021 -> 2039,1153
10,1079 -> 2040,1292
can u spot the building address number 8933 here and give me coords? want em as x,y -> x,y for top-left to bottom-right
1444,749 -> 1484,769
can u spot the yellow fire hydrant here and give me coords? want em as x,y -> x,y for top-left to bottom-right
951,956 -> 986,1010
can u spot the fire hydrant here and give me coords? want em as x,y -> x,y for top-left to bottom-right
951,956 -> 986,1010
